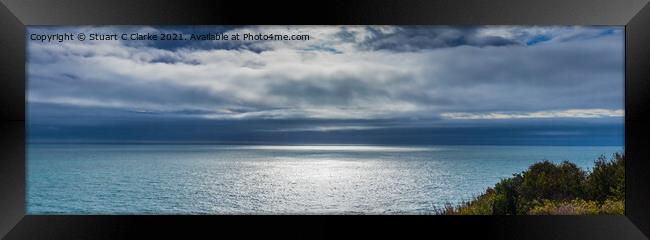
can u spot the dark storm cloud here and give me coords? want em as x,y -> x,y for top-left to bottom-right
27,104 -> 623,146
355,26 -> 520,51
266,77 -> 392,106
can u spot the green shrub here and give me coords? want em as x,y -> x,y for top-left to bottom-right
519,161 -> 586,201
490,160 -> 587,215
584,153 -> 625,202
446,153 -> 624,215
456,189 -> 496,215
492,176 -> 522,215
438,189 -> 496,215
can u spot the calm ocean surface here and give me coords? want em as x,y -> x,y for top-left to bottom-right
27,144 -> 623,214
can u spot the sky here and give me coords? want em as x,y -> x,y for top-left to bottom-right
26,26 -> 624,146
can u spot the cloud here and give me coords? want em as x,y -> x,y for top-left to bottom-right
441,109 -> 624,120
356,26 -> 521,51
260,125 -> 384,132
27,26 -> 624,122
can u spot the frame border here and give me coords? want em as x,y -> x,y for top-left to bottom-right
1,0 -> 649,239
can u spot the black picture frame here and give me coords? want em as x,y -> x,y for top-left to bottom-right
1,0 -> 649,239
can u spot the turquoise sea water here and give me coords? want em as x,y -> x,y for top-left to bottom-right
27,144 -> 623,214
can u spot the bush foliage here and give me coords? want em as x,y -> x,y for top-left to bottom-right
444,153 -> 624,215
528,199 -> 624,215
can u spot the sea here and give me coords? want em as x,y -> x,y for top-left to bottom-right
27,144 -> 623,214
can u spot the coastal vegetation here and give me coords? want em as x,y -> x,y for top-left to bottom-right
439,153 -> 625,215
